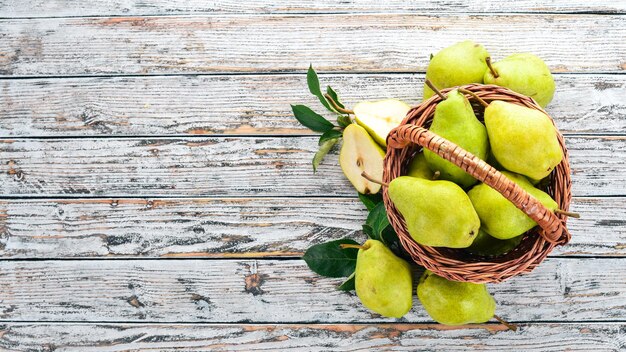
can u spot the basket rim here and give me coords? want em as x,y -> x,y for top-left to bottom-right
381,83 -> 572,283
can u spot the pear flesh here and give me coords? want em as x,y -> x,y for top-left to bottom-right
424,89 -> 489,188
406,152 -> 434,179
423,41 -> 489,100
485,100 -> 563,180
467,171 -> 558,240
417,270 -> 496,325
354,240 -> 413,318
339,124 -> 385,194
484,53 -> 555,108
388,176 -> 480,248
354,99 -> 411,147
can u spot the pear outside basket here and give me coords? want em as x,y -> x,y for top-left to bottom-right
382,84 -> 572,283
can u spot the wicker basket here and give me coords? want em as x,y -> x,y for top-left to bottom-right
382,84 -> 572,283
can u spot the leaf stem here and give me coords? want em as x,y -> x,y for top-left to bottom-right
361,171 -> 389,187
486,57 -> 499,78
425,79 -> 446,100
458,88 -> 489,108
324,93 -> 354,115
555,209 -> 581,218
494,314 -> 518,331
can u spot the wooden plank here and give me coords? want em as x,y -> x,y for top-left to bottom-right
0,197 -> 622,258
1,15 -> 626,76
1,74 -> 624,137
0,323 -> 623,351
0,136 -> 623,197
0,258 -> 623,322
2,0 -> 625,18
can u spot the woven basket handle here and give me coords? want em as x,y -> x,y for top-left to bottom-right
387,124 -> 566,244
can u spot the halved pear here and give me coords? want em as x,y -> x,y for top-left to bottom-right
340,124 -> 385,194
354,99 -> 411,147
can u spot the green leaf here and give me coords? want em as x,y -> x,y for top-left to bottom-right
382,225 -> 401,252
358,193 -> 383,211
291,104 -> 335,133
362,224 -> 375,239
303,239 -> 360,278
365,202 -> 390,241
313,138 -> 339,172
307,65 -> 336,113
326,85 -> 345,109
337,115 -> 352,128
319,130 -> 342,145
338,272 -> 355,291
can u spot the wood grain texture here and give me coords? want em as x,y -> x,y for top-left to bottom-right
0,136 -> 623,197
2,0 -> 625,17
1,15 -> 626,76
0,197 -> 623,258
1,74 -> 625,137
0,258 -> 624,322
0,323 -> 623,351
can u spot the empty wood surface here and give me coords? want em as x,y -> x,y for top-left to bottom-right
0,258 -> 623,322
1,74 -> 625,137
0,323 -> 623,351
2,0 -> 625,17
0,197 -> 623,259
1,14 -> 626,76
0,136 -> 623,197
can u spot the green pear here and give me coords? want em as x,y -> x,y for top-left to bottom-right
417,270 -> 496,325
353,240 -> 413,318
423,41 -> 489,100
467,171 -> 558,240
485,100 -> 562,180
406,152 -> 434,179
423,89 -> 489,188
466,228 -> 523,256
484,53 -> 555,107
339,124 -> 385,194
388,176 -> 480,248
354,99 -> 411,147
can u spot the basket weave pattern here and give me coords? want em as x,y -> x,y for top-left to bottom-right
382,84 -> 572,283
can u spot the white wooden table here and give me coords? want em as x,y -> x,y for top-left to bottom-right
0,1 -> 625,350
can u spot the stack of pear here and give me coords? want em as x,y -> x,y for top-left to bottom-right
423,41 -> 489,100
417,270 -> 496,325
350,240 -> 413,318
423,88 -> 489,188
468,171 -> 558,240
388,176 -> 480,248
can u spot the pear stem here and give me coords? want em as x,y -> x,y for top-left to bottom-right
555,209 -> 581,219
361,171 -> 389,187
425,79 -> 447,100
339,244 -> 366,250
431,170 -> 441,180
324,93 -> 354,115
486,57 -> 499,78
458,88 -> 489,108
494,314 -> 518,332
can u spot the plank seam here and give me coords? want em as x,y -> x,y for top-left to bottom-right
1,11 -> 625,21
